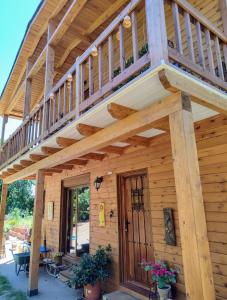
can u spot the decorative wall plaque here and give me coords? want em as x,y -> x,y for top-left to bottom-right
99,202 -> 105,227
163,208 -> 176,246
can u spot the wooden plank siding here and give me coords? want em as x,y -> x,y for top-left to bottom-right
43,113 -> 227,299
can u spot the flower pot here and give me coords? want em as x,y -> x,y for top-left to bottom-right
84,281 -> 101,300
157,285 -> 171,300
54,256 -> 62,266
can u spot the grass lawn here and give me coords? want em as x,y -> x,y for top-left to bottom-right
0,274 -> 27,300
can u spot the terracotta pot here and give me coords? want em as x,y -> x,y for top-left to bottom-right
54,256 -> 62,266
84,281 -> 101,300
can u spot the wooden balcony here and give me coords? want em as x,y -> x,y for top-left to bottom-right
1,0 -> 227,172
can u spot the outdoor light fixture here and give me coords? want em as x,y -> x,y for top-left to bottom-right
91,46 -> 98,57
123,15 -> 131,29
94,176 -> 104,191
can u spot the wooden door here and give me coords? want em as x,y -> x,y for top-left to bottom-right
119,171 -> 154,289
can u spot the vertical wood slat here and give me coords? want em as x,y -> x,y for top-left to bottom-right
63,83 -> 67,116
131,11 -> 139,62
119,24 -> 125,72
80,63 -> 85,103
88,56 -> 94,96
196,21 -> 205,69
205,29 -> 215,75
108,35 -> 114,81
68,81 -> 73,112
57,89 -> 61,120
53,94 -> 56,125
184,12 -> 195,63
172,2 -> 183,55
98,46 -> 103,89
214,37 -> 224,80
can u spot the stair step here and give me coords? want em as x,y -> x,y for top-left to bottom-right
58,269 -> 74,283
103,291 -> 140,300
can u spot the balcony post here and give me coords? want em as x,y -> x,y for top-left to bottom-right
0,184 -> 8,256
23,60 -> 32,119
28,170 -> 44,296
169,92 -> 215,300
0,115 -> 8,145
75,57 -> 81,118
145,0 -> 168,66
42,20 -> 56,135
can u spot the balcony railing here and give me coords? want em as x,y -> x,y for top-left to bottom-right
1,0 -> 227,170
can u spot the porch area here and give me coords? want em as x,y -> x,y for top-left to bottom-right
0,241 -> 80,299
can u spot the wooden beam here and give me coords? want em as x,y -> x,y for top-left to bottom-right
107,103 -> 136,120
99,145 -> 124,155
77,123 -> 101,136
169,92 -> 215,300
52,164 -> 73,170
56,137 -> 78,148
42,168 -> 62,173
13,164 -> 25,171
30,154 -> 48,162
2,172 -> 11,177
50,0 -> 88,46
41,147 -> 61,155
28,170 -> 44,296
0,184 -> 8,258
20,160 -> 34,167
7,168 -> 17,175
67,159 -> 88,166
124,136 -> 150,147
5,93 -> 184,183
80,153 -> 105,161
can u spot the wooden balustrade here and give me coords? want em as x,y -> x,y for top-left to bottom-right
166,0 -> 227,89
0,0 -> 226,169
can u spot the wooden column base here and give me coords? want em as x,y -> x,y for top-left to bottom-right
27,289 -> 38,296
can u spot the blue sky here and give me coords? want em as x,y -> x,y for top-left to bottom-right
0,0 -> 41,139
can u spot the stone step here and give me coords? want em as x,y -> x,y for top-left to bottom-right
103,291 -> 140,300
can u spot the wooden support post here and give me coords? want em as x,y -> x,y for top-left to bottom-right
42,20 -> 56,134
1,115 -> 8,145
0,184 -> 8,255
28,170 -> 44,296
145,0 -> 168,65
23,61 -> 32,119
169,93 -> 215,300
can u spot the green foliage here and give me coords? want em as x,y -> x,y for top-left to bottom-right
69,245 -> 112,288
0,274 -> 27,299
78,187 -> 90,221
0,180 -> 35,215
4,209 -> 33,233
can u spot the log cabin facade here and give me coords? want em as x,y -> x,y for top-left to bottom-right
0,0 -> 227,299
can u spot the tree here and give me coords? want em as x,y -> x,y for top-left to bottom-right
0,180 -> 35,215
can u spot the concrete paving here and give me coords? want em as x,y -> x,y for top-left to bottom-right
0,241 -> 83,300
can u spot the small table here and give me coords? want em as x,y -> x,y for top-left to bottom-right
45,261 -> 68,278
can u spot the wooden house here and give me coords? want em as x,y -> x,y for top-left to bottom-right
0,0 -> 227,299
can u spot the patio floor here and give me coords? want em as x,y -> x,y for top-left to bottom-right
0,241 -> 82,299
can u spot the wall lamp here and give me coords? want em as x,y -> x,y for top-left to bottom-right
94,176 -> 104,191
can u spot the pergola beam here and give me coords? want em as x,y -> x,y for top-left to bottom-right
56,137 -> 78,148
4,93 -> 184,183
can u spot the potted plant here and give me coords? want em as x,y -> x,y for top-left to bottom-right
69,245 -> 112,300
142,260 -> 179,300
53,252 -> 64,266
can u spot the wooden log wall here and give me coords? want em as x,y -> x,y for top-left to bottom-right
43,113 -> 227,299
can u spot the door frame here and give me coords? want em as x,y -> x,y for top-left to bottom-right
59,173 -> 90,253
118,169 -> 152,295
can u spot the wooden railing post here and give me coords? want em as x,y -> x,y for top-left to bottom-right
0,184 -> 8,256
42,20 -> 56,136
169,92 -> 215,300
28,170 -> 44,296
145,0 -> 168,66
23,60 -> 32,119
0,115 -> 8,145
75,57 -> 81,118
